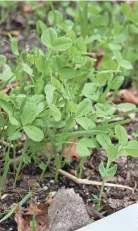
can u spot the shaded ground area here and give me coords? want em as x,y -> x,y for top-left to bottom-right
0,6 -> 40,60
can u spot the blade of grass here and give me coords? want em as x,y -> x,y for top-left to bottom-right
0,191 -> 32,223
0,161 -> 10,193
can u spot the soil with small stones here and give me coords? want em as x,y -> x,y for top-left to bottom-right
0,123 -> 138,231
0,6 -> 138,231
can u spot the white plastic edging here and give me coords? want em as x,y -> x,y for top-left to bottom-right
77,203 -> 138,231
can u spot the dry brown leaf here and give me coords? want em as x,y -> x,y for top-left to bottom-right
25,202 -> 49,216
24,201 -> 49,230
14,202 -> 49,231
63,143 -> 81,161
45,141 -> 81,161
1,81 -> 20,94
23,4 -> 34,13
108,89 -> 138,106
14,206 -> 25,231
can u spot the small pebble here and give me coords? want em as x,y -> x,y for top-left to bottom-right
1,194 -> 8,200
49,191 -> 56,198
43,186 -> 48,190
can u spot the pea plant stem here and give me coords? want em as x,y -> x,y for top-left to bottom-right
78,159 -> 84,178
54,119 -> 130,141
97,180 -> 105,211
13,138 -> 28,188
97,160 -> 111,210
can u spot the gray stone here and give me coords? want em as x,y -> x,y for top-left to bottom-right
47,187 -> 90,231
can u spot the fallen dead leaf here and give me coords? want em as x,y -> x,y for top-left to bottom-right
63,143 -> 81,161
25,202 -> 49,216
45,141 -> 81,161
23,4 -> 34,13
14,206 -> 25,231
108,89 -> 138,106
15,201 -> 49,231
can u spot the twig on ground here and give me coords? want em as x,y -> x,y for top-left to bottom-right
58,169 -> 133,191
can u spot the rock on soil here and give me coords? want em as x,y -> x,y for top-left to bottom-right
47,187 -> 90,231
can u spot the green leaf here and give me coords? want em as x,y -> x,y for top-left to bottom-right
45,84 -> 55,105
115,124 -> 128,145
75,117 -> 95,130
113,50 -> 122,63
49,104 -> 61,121
0,99 -> 13,115
117,103 -> 136,110
99,162 -> 107,178
22,63 -> 33,76
41,29 -> 72,51
121,3 -> 131,17
76,143 -> 90,159
53,37 -> 72,51
48,10 -> 63,24
125,140 -> 138,157
35,54 -> 45,73
109,43 -> 122,51
0,55 -> 6,67
106,164 -> 117,178
110,76 -> 124,90
99,162 -> 117,178
81,83 -> 99,101
7,124 -> 19,137
9,115 -> 19,126
80,138 -> 99,148
0,68 -> 15,82
51,77 -> 61,91
9,34 -> 19,56
106,144 -> 118,162
96,73 -> 107,86
35,79 -> 44,94
96,134 -> 111,151
23,125 -> 44,142
0,114 -> 4,127
76,99 -> 92,117
120,60 -> 133,70
59,67 -> 76,80
20,97 -> 44,126
95,103 -> 113,119
8,131 -> 21,141
76,37 -> 87,52
41,28 -> 57,48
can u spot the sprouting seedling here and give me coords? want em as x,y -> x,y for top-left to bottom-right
96,124 -> 138,210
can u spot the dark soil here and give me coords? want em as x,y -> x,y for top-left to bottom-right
0,122 -> 138,231
0,6 -> 40,61
0,5 -> 138,231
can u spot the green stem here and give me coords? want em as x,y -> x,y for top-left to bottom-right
97,180 -> 105,211
78,159 -> 84,178
97,160 -> 111,210
13,138 -> 28,188
0,192 -> 32,223
55,119 -> 130,141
